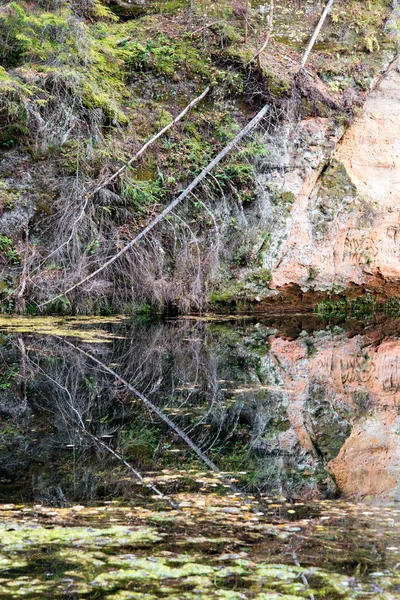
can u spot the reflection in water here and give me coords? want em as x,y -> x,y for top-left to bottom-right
270,328 -> 400,501
2,315 -> 400,503
1,314 -> 400,598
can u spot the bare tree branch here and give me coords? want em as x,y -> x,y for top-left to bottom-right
300,0 -> 335,69
253,0 -> 274,73
57,336 -> 227,475
31,355 -> 177,507
53,336 -> 248,501
87,85 -> 211,197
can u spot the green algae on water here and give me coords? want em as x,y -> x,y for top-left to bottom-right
1,500 -> 400,598
0,315 -> 127,342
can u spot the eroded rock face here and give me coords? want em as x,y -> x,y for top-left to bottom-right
268,60 -> 400,295
252,114 -> 344,279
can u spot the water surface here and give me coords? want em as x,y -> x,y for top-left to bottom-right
1,313 -> 400,598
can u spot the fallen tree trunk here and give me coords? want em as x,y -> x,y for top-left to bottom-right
39,103 -> 270,309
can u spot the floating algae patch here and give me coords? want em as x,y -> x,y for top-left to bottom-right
0,522 -> 163,598
1,502 -> 400,599
0,315 -> 127,342
0,523 -> 162,552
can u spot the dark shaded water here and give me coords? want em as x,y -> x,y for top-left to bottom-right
1,313 -> 400,598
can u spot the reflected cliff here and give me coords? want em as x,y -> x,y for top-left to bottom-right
1,313 -> 400,505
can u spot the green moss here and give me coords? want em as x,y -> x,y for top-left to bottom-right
266,183 -> 295,207
0,71 -> 31,145
313,160 -> 358,235
263,67 -> 291,98
307,266 -> 320,282
117,31 -> 212,81
210,290 -> 237,305
319,160 -> 357,203
280,191 -> 295,204
210,283 -> 245,306
0,3 -> 130,143
79,0 -> 119,21
0,66 -> 9,80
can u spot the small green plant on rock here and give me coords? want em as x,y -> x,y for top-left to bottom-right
246,269 -> 272,286
383,297 -> 400,317
0,181 -> 19,212
266,182 -> 295,206
122,175 -> 164,214
233,245 -> 254,267
0,364 -> 18,390
308,266 -> 320,281
0,235 -> 20,265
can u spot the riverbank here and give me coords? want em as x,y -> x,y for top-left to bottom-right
0,1 -> 397,315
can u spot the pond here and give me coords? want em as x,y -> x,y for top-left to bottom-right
1,313 -> 400,599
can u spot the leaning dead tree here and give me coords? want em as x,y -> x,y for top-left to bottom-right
38,104 -> 269,309
36,0 -> 336,311
300,0 -> 335,68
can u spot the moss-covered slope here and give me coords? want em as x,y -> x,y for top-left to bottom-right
0,0 -> 396,313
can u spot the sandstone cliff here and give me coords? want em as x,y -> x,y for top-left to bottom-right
268,59 -> 400,297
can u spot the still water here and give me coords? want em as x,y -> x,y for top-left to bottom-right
1,313 -> 400,598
